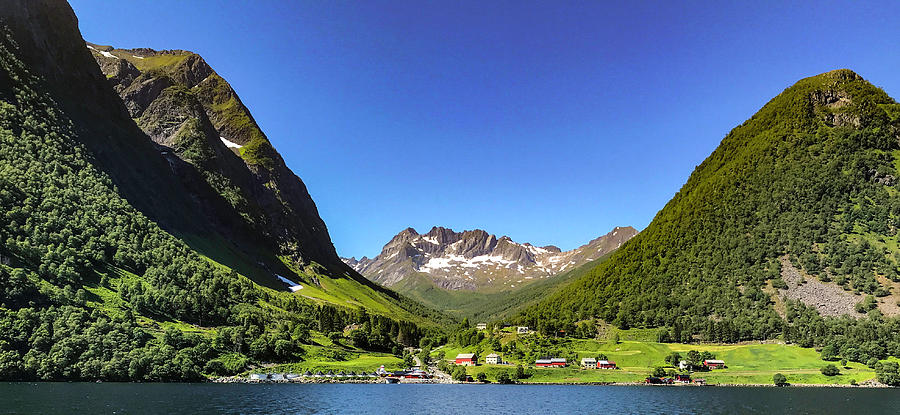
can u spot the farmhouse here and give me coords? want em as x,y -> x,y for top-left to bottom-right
455,353 -> 477,366
476,323 -> 487,330
486,353 -> 502,365
703,359 -> 725,369
597,360 -> 617,369
536,358 -> 567,367
580,358 -> 597,369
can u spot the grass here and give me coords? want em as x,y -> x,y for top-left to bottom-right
120,52 -> 191,72
263,351 -> 403,374
436,334 -> 878,385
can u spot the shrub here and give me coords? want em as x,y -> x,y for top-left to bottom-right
773,373 -> 787,386
821,364 -> 840,376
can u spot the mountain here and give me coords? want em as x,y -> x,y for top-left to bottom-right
85,41 -> 344,277
344,226 -> 637,292
516,70 -> 900,348
0,0 -> 443,382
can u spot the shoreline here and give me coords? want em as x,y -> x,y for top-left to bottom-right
210,377 -> 891,388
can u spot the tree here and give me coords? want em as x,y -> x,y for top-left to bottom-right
686,350 -> 702,368
514,365 -> 525,380
476,372 -> 487,383
840,358 -> 848,368
452,366 -> 468,382
651,367 -> 667,377
664,352 -> 682,367
497,371 -> 513,384
876,361 -> 900,386
773,373 -> 787,386
820,364 -> 840,376
819,345 -> 838,361
403,352 -> 414,368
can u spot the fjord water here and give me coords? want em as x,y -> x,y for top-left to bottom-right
2,383 -> 898,414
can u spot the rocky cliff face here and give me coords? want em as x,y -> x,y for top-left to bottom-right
86,43 -> 345,274
344,226 -> 637,291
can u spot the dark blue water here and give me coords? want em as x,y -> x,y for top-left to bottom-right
1,383 -> 898,414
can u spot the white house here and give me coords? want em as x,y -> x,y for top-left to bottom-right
249,373 -> 267,381
476,323 -> 488,330
580,357 -> 597,369
517,326 -> 530,334
679,360 -> 690,370
486,353 -> 502,365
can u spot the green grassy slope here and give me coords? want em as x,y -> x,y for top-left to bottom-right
437,331 -> 878,385
517,70 -> 900,348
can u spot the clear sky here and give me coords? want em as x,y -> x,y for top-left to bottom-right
69,0 -> 900,258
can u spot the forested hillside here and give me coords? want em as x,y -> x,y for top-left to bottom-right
517,70 -> 900,363
0,0 -> 445,381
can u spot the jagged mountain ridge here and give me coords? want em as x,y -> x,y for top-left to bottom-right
344,226 -> 637,291
85,41 -> 347,277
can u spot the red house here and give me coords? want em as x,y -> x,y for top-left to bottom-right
455,353 -> 477,366
703,359 -> 725,369
674,374 -> 691,383
597,360 -> 617,369
536,358 -> 567,367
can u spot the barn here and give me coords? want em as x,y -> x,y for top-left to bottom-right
455,353 -> 477,366
597,360 -> 617,369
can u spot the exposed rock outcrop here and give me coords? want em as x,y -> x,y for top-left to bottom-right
344,226 -> 637,291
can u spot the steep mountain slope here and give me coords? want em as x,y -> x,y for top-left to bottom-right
85,42 -> 345,277
344,226 -> 636,292
0,0 -> 444,381
517,70 -> 900,345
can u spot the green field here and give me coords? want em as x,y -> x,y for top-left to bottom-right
437,336 -> 879,385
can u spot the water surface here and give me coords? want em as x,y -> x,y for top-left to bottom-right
1,383 -> 897,414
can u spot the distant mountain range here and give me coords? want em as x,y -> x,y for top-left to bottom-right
344,226 -> 637,292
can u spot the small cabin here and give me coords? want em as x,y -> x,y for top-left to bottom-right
517,326 -> 530,334
476,323 -> 488,330
249,373 -> 268,381
674,374 -> 691,383
455,353 -> 477,366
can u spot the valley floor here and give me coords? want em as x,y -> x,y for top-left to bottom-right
436,337 -> 891,387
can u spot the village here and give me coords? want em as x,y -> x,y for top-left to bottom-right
240,325 -> 732,385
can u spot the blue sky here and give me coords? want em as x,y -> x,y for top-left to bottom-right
70,0 -> 900,258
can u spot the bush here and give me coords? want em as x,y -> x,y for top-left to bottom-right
773,373 -> 787,386
497,371 -> 513,384
821,364 -> 840,376
876,361 -> 900,386
451,366 -> 468,382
